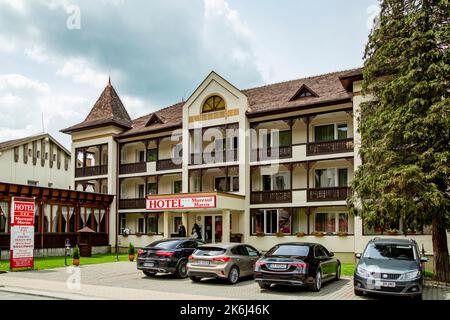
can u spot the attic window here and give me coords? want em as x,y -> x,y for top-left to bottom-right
202,95 -> 225,113
290,85 -> 318,101
145,114 -> 164,126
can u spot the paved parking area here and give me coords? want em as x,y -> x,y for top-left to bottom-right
0,262 -> 448,300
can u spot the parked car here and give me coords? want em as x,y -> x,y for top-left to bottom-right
354,238 -> 428,299
137,238 -> 205,278
187,244 -> 261,284
254,242 -> 341,291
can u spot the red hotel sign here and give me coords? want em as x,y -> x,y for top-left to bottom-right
146,195 -> 216,210
10,197 -> 35,269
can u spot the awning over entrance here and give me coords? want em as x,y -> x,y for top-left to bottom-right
145,192 -> 245,212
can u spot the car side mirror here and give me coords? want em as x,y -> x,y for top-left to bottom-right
355,253 -> 361,259
420,257 -> 429,263
329,252 -> 335,257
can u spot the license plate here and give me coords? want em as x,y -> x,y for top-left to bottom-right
197,260 -> 210,266
269,264 -> 287,269
376,281 -> 396,288
144,262 -> 154,267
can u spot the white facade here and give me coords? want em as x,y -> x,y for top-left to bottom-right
0,134 -> 71,189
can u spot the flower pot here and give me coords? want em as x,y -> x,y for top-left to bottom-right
296,233 -> 305,237
256,233 -> 265,237
276,233 -> 284,237
128,254 -> 135,261
338,233 -> 348,237
72,259 -> 80,266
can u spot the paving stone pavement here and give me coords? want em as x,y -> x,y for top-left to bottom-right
0,262 -> 448,300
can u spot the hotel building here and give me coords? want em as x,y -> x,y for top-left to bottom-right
61,69 -> 446,263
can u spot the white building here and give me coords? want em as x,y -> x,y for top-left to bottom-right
61,69 -> 448,266
0,133 -> 71,189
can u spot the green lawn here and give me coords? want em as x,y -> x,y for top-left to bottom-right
0,253 -> 130,272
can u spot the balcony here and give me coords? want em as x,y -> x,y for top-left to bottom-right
190,149 -> 238,165
75,165 -> 108,178
251,146 -> 292,162
307,138 -> 354,156
119,198 -> 146,210
307,187 -> 352,202
250,190 -> 292,204
119,162 -> 147,175
156,159 -> 182,171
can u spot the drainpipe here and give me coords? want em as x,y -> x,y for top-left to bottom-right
115,137 -> 119,259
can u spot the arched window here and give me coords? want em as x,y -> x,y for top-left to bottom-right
202,95 -> 225,113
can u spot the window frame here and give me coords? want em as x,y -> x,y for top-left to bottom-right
313,122 -> 349,142
314,212 -> 349,234
314,167 -> 349,188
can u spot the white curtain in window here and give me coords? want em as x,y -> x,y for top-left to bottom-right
52,205 -> 60,232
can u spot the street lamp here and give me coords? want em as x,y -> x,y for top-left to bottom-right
64,238 -> 71,267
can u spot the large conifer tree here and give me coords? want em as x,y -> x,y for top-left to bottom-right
349,0 -> 450,281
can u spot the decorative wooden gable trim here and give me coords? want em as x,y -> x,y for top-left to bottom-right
145,114 -> 165,127
289,84 -> 318,101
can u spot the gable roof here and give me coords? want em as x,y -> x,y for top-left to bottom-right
61,80 -> 132,133
243,68 -> 362,117
0,133 -> 71,156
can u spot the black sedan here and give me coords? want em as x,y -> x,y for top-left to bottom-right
137,238 -> 205,278
254,242 -> 341,291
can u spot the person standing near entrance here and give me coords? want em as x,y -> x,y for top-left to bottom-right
178,224 -> 186,237
191,223 -> 202,240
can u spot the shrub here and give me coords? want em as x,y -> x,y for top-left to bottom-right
73,245 -> 80,260
128,243 -> 135,255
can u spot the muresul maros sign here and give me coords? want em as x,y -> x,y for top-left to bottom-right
146,195 -> 216,210
10,197 -> 35,270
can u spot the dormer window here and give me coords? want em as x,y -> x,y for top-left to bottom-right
202,95 -> 225,113
290,85 -> 318,101
145,114 -> 164,126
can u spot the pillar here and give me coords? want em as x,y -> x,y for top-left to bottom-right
163,211 -> 170,238
182,212 -> 188,236
222,209 -> 231,243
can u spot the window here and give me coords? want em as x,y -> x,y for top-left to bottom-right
53,154 -> 56,161
172,144 -> 183,159
277,131 -> 291,147
202,95 -> 225,113
267,245 -> 310,257
262,173 -> 290,191
147,215 -> 158,234
262,175 -> 271,191
120,215 -> 127,234
231,245 -> 248,256
138,150 -> 145,163
48,183 -> 53,188
28,149 -> 32,157
137,217 -> 145,233
315,212 -> 349,233
138,184 -> 145,198
147,183 -> 158,195
173,180 -> 182,194
174,217 -> 182,233
215,177 -> 227,192
147,149 -> 157,162
37,151 -> 41,158
251,209 -> 292,235
45,152 -> 48,160
27,180 -> 38,186
0,201 -> 8,233
245,245 -> 259,257
315,168 -> 348,188
314,123 -> 349,142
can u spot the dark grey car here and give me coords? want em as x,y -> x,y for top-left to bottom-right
354,238 -> 428,299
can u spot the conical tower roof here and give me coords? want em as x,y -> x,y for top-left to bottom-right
61,79 -> 132,133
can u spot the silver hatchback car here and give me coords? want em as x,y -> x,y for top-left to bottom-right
187,243 -> 261,284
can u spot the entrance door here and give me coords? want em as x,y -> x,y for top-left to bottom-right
203,215 -> 223,243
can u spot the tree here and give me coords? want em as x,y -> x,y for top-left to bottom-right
348,0 -> 450,281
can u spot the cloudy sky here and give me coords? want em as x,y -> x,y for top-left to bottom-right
0,0 -> 378,149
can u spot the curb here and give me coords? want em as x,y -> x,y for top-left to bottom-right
0,288 -> 66,300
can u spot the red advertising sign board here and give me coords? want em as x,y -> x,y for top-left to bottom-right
146,195 -> 216,211
10,197 -> 35,269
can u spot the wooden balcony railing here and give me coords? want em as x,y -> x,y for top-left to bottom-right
251,146 -> 292,162
190,149 -> 238,165
156,159 -> 182,171
119,198 -> 146,209
75,165 -> 108,178
307,138 -> 354,156
119,162 -> 147,175
250,190 -> 292,204
308,187 -> 352,201
0,232 -> 109,250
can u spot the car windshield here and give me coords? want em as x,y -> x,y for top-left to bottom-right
266,245 -> 310,258
147,240 -> 180,249
363,243 -> 416,261
194,247 -> 226,256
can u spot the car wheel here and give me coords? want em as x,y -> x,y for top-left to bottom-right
190,276 -> 201,282
335,263 -> 341,281
354,289 -> 363,296
312,269 -> 322,292
143,271 -> 156,277
258,282 -> 271,289
175,260 -> 188,278
228,266 -> 240,285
